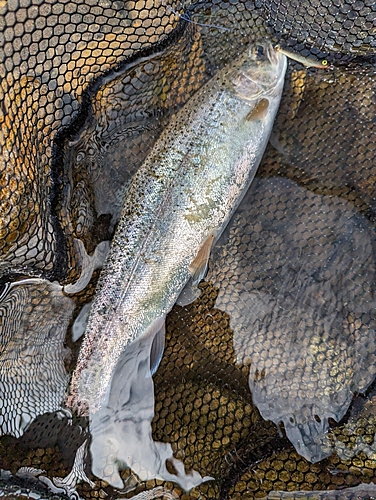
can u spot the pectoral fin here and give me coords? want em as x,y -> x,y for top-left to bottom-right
188,233 -> 215,286
246,98 -> 269,121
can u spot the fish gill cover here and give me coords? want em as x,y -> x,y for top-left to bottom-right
0,1 -> 375,500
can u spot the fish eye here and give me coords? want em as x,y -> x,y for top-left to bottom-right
256,45 -> 265,59
321,60 -> 328,66
251,45 -> 266,61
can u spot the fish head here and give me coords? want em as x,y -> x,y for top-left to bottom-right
224,43 -> 287,101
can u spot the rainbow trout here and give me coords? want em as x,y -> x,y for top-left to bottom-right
69,44 -> 287,412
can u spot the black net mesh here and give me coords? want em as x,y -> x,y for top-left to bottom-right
0,0 -> 375,499
258,0 -> 375,58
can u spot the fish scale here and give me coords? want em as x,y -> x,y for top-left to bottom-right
0,0 -> 375,498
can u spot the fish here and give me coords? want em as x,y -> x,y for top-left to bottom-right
275,45 -> 330,69
68,43 -> 287,413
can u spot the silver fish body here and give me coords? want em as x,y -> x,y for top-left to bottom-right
70,44 -> 287,411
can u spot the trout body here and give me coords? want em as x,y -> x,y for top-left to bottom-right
70,44 -> 287,411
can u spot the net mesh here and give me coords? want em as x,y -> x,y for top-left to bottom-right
0,0 -> 375,499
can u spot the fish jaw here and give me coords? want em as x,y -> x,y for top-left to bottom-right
68,45 -> 287,413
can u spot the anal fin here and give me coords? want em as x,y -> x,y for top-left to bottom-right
176,280 -> 202,307
72,302 -> 92,342
148,318 -> 166,376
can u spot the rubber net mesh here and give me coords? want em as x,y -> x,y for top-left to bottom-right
0,0 -> 375,499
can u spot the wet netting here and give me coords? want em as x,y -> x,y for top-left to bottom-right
0,0 -> 375,499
